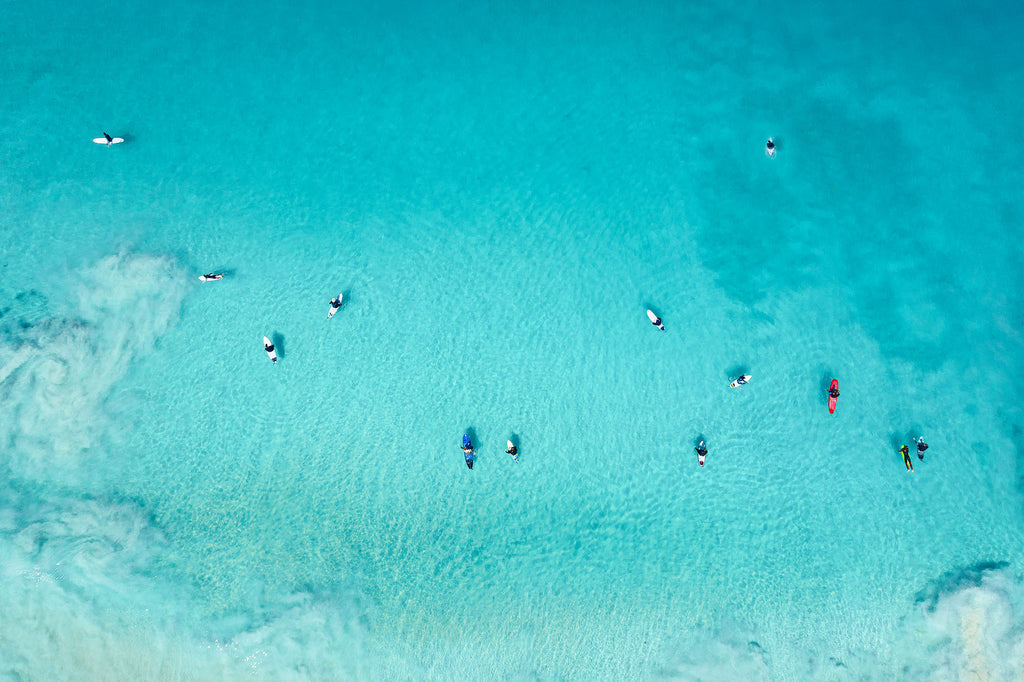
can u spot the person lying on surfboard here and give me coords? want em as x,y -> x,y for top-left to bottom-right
201,273 -> 224,280
765,138 -> 776,157
829,384 -> 840,399
900,445 -> 913,471
916,437 -> 928,460
695,441 -> 707,467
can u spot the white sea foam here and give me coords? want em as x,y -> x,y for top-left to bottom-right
0,253 -> 186,483
0,483 -> 373,681
903,565 -> 1024,682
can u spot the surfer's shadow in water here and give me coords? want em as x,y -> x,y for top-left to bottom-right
272,332 -> 285,359
818,371 -> 833,406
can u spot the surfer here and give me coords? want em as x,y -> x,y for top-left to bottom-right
461,435 -> 474,469
647,310 -> 665,331
201,273 -> 224,281
505,443 -> 518,460
916,437 -> 929,460
102,132 -> 113,146
734,375 -> 749,386
765,138 -> 776,157
900,445 -> 913,471
264,340 -> 275,354
829,384 -> 840,400
330,296 -> 342,310
695,440 -> 707,467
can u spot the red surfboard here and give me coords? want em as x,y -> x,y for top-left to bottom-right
828,379 -> 838,414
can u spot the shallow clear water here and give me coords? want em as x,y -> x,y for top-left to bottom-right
2,0 -> 1024,679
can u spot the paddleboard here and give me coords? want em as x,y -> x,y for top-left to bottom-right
93,137 -> 124,145
646,309 -> 665,330
506,440 -> 518,463
327,293 -> 343,319
198,273 -> 223,282
263,336 -> 277,363
828,379 -> 838,414
730,374 -> 752,388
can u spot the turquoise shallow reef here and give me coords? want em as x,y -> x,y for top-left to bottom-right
1,0 -> 1023,679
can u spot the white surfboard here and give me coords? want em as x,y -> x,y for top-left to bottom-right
506,440 -> 518,462
93,137 -> 124,145
646,309 -> 664,330
730,374 -> 752,388
327,293 -> 343,319
263,336 -> 277,363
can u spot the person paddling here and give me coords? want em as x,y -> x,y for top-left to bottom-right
765,138 -> 776,157
695,440 -> 707,467
646,309 -> 665,331
916,437 -> 929,461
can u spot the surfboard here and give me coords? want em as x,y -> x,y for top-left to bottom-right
646,309 -> 664,330
506,440 -> 518,462
828,379 -> 838,414
263,336 -> 277,363
93,137 -> 124,145
327,293 -> 343,319
730,374 -> 752,388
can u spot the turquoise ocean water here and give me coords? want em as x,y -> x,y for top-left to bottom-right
2,0 -> 1024,679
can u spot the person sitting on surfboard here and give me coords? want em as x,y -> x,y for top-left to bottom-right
330,296 -> 342,309
900,445 -> 913,471
916,437 -> 928,460
765,138 -> 776,157
828,384 -> 840,399
103,132 -> 114,146
505,443 -> 517,458
695,441 -> 707,467
734,375 -> 749,386
264,340 -> 275,353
